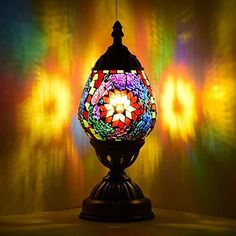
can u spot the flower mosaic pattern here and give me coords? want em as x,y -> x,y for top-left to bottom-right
79,70 -> 157,141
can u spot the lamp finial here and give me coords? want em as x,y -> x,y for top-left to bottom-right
111,20 -> 124,45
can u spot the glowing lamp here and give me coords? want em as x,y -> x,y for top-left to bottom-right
78,21 -> 157,221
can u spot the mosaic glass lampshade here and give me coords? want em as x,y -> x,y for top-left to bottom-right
79,70 -> 156,141
78,21 -> 157,221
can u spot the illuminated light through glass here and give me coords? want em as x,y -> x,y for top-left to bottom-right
79,70 -> 157,141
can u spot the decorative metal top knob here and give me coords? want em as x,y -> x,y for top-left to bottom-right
111,20 -> 124,45
93,21 -> 143,70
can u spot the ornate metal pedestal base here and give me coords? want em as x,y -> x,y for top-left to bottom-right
79,140 -> 154,222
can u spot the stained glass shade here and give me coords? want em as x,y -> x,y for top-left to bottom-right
79,69 -> 157,141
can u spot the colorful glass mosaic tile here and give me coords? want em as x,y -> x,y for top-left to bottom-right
79,70 -> 157,141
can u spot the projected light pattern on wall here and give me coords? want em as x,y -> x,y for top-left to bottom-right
202,61 -> 236,157
21,68 -> 72,143
160,65 -> 196,142
0,0 -> 236,218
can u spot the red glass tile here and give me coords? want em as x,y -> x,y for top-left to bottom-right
105,116 -> 112,123
83,111 -> 88,120
112,120 -> 119,127
118,121 -> 125,129
100,111 -> 107,118
93,71 -> 104,88
127,91 -> 133,99
130,96 -> 137,104
100,105 -> 106,111
138,70 -> 147,86
134,109 -> 142,115
94,79 -> 102,88
132,113 -> 137,121
98,70 -> 104,79
87,95 -> 92,103
125,118 -> 131,126
132,103 -> 140,109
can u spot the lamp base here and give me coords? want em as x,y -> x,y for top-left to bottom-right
80,197 -> 154,222
79,140 -> 154,222
79,170 -> 154,222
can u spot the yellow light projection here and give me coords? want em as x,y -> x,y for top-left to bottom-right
128,131 -> 161,195
4,132 -> 84,214
23,68 -> 71,143
203,61 -> 236,148
41,1 -> 73,73
161,65 -> 196,141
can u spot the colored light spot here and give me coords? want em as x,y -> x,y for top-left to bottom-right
202,61 -> 236,151
22,68 -> 72,142
161,66 -> 196,141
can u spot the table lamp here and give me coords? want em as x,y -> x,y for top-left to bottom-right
78,21 -> 157,221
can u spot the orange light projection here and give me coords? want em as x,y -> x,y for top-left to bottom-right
160,65 -> 196,141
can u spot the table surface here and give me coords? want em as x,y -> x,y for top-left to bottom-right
0,208 -> 236,236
